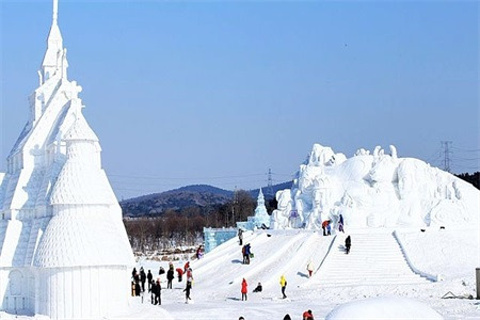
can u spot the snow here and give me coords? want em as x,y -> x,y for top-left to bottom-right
93,226 -> 478,320
1,0 -> 479,318
325,297 -> 444,319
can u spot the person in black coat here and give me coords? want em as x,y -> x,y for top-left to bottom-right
167,266 -> 175,289
154,279 -> 162,305
253,282 -> 262,292
140,267 -> 146,292
345,235 -> 351,254
147,270 -> 153,291
150,280 -> 156,304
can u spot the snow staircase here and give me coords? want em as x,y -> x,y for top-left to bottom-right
315,231 -> 430,287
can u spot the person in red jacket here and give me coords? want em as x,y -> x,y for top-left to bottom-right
241,278 -> 248,301
302,309 -> 314,320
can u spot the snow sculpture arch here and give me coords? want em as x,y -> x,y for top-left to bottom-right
270,143 -> 480,230
0,1 -> 134,318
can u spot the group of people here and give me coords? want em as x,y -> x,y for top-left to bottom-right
239,275 -> 287,301
322,213 -> 346,236
131,260 -> 195,305
238,309 -> 314,320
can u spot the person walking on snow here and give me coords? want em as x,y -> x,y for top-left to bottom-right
306,261 -> 314,278
241,278 -> 248,301
345,235 -> 351,254
280,275 -> 287,299
183,268 -> 193,303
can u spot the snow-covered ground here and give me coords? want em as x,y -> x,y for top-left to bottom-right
123,227 -> 479,319
2,226 -> 478,319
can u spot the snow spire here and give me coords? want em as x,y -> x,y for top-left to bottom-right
53,0 -> 58,24
40,0 -> 67,84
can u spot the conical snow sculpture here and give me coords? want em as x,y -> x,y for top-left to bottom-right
0,1 -> 134,318
271,143 -> 480,230
254,189 -> 270,228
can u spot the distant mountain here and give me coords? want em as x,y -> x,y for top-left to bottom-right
120,184 -> 232,217
120,181 -> 293,218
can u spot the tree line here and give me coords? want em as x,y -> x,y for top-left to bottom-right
123,190 -> 277,253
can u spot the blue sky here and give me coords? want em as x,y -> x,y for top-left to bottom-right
1,1 -> 479,199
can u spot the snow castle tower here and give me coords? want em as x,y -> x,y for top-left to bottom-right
0,1 -> 135,318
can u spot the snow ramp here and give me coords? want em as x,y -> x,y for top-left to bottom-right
191,230 -> 334,301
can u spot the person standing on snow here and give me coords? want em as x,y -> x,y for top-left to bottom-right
280,275 -> 287,299
140,267 -> 146,292
241,278 -> 248,301
238,228 -> 243,246
167,264 -> 175,289
245,243 -> 252,264
154,279 -> 162,305
306,261 -> 314,278
146,269 -> 153,291
345,235 -> 351,254
338,214 -> 345,233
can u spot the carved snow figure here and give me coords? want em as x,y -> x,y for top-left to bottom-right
271,189 -> 292,229
0,1 -> 134,318
269,143 -> 479,230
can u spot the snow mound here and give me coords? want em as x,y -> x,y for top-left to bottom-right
326,297 -> 444,320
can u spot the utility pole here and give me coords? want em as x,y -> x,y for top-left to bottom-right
441,141 -> 453,172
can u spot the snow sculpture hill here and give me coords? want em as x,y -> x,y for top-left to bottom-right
0,1 -> 134,318
271,143 -> 480,229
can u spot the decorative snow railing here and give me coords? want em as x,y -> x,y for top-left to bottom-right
392,230 -> 440,282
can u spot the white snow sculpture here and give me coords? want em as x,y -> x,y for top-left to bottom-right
270,189 -> 292,229
269,143 -> 480,229
0,1 -> 134,318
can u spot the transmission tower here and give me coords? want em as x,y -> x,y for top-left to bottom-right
441,141 -> 453,172
267,168 -> 274,197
